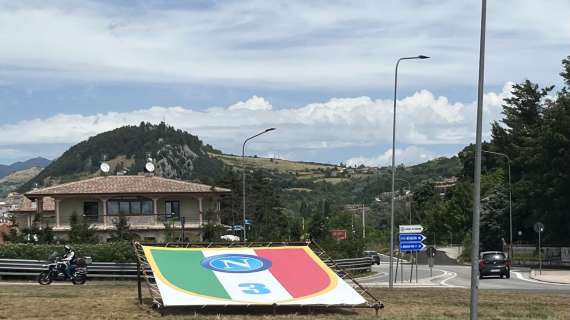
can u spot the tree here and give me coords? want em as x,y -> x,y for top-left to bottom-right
480,185 -> 509,251
68,212 -> 98,243
308,200 -> 331,242
202,210 -> 226,242
109,216 -> 138,241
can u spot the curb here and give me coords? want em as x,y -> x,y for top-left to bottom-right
528,270 -> 570,285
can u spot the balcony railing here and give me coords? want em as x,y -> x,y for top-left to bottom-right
48,213 -> 216,230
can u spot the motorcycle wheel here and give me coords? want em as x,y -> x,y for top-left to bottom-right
72,274 -> 86,285
38,271 -> 52,285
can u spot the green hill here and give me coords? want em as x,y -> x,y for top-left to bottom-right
20,122 -> 224,190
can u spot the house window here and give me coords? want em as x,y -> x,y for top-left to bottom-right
108,201 -> 119,215
84,202 -> 99,222
107,199 -> 153,215
141,201 -> 153,215
165,200 -> 180,218
130,201 -> 141,214
119,201 -> 130,214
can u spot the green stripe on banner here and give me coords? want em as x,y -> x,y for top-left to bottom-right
150,249 -> 230,299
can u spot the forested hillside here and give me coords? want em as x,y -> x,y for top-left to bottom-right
21,122 -> 224,190
412,56 -> 570,250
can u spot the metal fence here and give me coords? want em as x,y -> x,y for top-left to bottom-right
0,256 -> 373,279
0,259 -> 139,278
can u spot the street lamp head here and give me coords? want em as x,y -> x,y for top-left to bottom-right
417,55 -> 430,59
265,128 -> 276,132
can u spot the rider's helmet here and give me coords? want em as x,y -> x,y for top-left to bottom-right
64,245 -> 72,253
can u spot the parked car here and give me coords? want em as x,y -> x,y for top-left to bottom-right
479,251 -> 510,279
364,250 -> 381,265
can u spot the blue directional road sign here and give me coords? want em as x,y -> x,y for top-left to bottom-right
399,229 -> 426,252
399,234 -> 426,242
400,242 -> 426,251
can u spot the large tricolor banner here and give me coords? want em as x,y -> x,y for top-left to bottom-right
142,245 -> 366,306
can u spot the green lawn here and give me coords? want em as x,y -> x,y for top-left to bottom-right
211,153 -> 334,173
1,281 -> 569,319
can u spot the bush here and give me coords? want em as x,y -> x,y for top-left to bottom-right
0,242 -> 136,262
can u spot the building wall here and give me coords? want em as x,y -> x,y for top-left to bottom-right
56,195 -> 218,226
11,212 -> 56,230
13,213 -> 33,229
59,197 -> 103,225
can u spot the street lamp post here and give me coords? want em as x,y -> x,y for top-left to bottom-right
471,1 -> 487,319
483,150 -> 513,259
242,128 -> 276,242
390,55 -> 429,289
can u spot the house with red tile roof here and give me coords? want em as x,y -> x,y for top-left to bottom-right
10,196 -> 55,229
19,175 -> 230,242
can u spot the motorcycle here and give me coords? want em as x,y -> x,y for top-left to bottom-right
38,252 -> 88,285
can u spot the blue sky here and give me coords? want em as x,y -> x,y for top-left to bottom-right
1,0 -> 569,166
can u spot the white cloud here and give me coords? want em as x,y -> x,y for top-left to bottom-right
345,146 -> 443,168
0,1 -> 568,89
228,96 -> 272,111
0,84 -> 511,165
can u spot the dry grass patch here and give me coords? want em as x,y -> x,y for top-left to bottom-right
0,282 -> 569,319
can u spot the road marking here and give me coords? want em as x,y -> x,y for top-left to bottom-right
440,271 -> 462,287
512,271 -> 570,286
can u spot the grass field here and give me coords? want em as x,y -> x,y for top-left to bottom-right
1,281 -> 569,319
212,153 -> 334,173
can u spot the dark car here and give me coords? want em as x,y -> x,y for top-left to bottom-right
479,251 -> 510,279
364,250 -> 381,265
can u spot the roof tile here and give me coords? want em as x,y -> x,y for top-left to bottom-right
25,176 -> 230,196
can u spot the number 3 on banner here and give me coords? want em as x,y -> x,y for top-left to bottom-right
238,283 -> 270,294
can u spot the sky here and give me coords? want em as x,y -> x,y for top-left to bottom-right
1,0 -> 569,166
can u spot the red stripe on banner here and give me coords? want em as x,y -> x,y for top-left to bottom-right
255,248 -> 331,298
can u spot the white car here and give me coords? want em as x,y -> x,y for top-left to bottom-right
220,234 -> 241,242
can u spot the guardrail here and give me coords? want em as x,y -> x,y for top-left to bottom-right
325,257 -> 374,273
0,256 -> 373,279
0,259 -> 139,279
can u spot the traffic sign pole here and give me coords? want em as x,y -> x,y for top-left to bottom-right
399,225 -> 425,284
395,251 -> 399,283
415,251 -> 418,283
534,222 -> 544,275
539,228 -> 542,275
408,251 -> 414,283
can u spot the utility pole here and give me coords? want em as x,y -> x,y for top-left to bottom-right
471,1 -> 487,319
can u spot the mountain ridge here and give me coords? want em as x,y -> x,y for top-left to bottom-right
0,157 -> 51,179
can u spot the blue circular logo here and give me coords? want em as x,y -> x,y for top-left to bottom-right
200,254 -> 272,273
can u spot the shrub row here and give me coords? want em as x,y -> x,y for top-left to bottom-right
0,242 -> 136,262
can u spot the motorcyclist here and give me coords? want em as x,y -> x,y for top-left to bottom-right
61,245 -> 76,279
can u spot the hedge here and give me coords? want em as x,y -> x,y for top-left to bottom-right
0,242 -> 136,263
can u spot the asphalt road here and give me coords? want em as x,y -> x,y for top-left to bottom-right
358,262 -> 570,292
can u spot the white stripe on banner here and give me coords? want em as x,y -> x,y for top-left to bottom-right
201,249 -> 293,303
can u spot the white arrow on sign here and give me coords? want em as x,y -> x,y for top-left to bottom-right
399,225 -> 424,234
